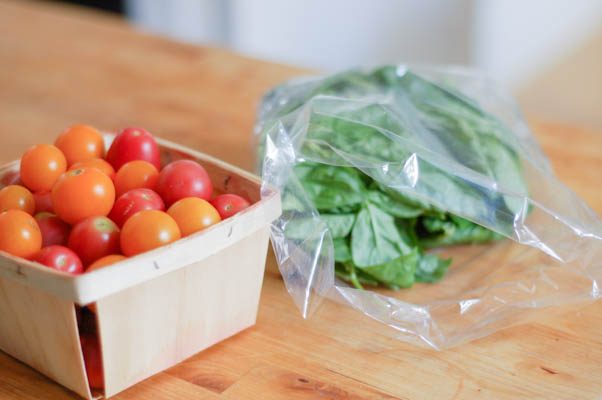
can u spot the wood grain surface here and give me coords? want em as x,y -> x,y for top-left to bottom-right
1,1 -> 602,399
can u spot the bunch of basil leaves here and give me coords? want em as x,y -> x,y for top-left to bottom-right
258,66 -> 526,290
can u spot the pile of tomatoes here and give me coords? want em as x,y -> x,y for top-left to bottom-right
0,125 -> 251,272
0,125 -> 252,389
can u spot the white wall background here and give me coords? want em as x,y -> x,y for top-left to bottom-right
126,0 -> 228,45
472,0 -> 602,87
226,0 -> 472,70
126,0 -> 602,90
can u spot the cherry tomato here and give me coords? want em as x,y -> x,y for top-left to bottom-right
68,216 -> 120,266
33,191 -> 53,213
106,127 -> 161,171
210,194 -> 251,219
0,210 -> 42,259
70,158 -> 115,180
35,212 -> 71,247
156,160 -> 212,206
52,168 -> 115,224
113,160 -> 159,197
0,185 -> 35,214
1,170 -> 21,186
80,333 -> 104,389
87,254 -> 126,271
78,307 -> 97,335
75,306 -> 83,327
108,188 -> 164,227
33,245 -> 83,275
55,124 -> 104,165
20,144 -> 67,192
120,210 -> 180,256
167,197 -> 220,237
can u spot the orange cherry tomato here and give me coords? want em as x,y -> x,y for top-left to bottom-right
52,168 -> 115,224
0,210 -> 42,259
70,158 -> 116,180
20,144 -> 67,192
87,254 -> 126,272
0,185 -> 35,214
113,160 -> 159,197
55,124 -> 104,165
120,210 -> 180,256
167,197 -> 221,237
86,254 -> 126,313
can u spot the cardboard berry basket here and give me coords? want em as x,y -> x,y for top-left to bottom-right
0,135 -> 281,399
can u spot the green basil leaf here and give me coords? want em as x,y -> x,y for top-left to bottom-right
366,190 -> 424,218
351,202 -> 411,267
281,190 -> 306,212
294,163 -> 366,210
359,249 -> 419,289
333,237 -> 352,263
373,182 -> 432,211
335,262 -> 380,289
321,214 -> 356,238
419,215 -> 503,248
282,217 -> 325,241
415,254 -> 451,283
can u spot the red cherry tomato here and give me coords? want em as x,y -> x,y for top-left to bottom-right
106,127 -> 161,171
68,216 -> 120,266
33,245 -> 83,275
108,188 -> 165,228
80,333 -> 104,389
156,160 -> 213,206
35,212 -> 71,247
1,170 -> 22,186
210,194 -> 251,219
75,306 -> 83,327
33,191 -> 54,213
78,308 -> 97,335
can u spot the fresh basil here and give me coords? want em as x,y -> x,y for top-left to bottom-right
321,214 -> 356,238
359,249 -> 419,289
415,253 -> 452,283
259,66 -> 524,290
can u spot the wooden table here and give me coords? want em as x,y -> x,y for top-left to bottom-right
2,1 -> 602,399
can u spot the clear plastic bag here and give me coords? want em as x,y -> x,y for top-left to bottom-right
255,65 -> 602,349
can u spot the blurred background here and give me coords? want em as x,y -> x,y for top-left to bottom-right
59,0 -> 602,129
